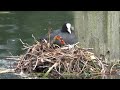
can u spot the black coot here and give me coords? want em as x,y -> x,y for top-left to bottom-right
40,23 -> 78,46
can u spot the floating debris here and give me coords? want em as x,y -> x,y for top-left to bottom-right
0,11 -> 12,14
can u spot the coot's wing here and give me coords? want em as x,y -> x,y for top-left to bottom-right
39,29 -> 61,42
57,31 -> 78,44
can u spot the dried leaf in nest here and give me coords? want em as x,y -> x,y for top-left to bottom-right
90,55 -> 96,60
84,51 -> 96,61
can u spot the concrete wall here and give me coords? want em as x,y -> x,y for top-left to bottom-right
74,11 -> 120,61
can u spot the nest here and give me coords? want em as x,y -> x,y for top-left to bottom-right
15,38 -> 109,79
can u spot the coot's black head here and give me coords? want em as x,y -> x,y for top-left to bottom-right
61,23 -> 72,34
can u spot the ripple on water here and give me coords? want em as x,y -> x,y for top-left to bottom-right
0,72 -> 22,79
0,58 -> 23,79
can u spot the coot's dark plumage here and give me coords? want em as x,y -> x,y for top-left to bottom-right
40,23 -> 78,46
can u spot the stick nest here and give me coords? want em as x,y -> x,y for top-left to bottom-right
15,39 -> 108,79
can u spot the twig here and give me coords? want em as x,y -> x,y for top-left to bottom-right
78,60 -> 88,75
0,69 -> 15,74
32,34 -> 39,43
19,39 -> 30,47
53,68 -> 63,77
33,57 -> 39,70
43,62 -> 59,77
110,63 -> 119,75
95,56 -> 106,74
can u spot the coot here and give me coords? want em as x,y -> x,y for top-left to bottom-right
40,23 -> 78,46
